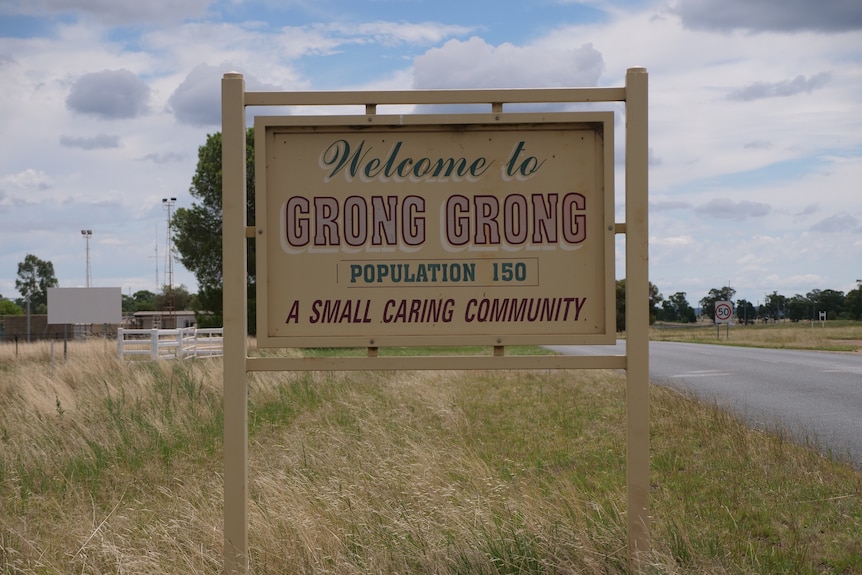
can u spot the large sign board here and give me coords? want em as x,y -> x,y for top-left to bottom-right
255,114 -> 615,348
47,287 -> 122,324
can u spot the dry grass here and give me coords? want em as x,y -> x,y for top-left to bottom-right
650,320 -> 862,352
1,337 -> 861,574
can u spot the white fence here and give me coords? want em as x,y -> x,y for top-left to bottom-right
117,327 -> 224,361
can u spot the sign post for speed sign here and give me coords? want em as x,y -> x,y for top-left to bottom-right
714,300 -> 733,340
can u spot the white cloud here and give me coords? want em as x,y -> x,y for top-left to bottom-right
650,235 -> 694,246
413,37 -> 604,89
0,169 -> 53,207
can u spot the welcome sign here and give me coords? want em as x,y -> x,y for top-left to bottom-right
225,71 -> 651,572
255,113 -> 615,348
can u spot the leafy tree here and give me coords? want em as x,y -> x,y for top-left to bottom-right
122,287 -> 194,314
154,284 -> 193,311
735,298 -> 756,324
134,290 -> 157,311
15,254 -> 58,313
615,279 -> 626,332
172,128 -> 256,330
615,279 -> 662,332
0,295 -> 23,315
807,288 -> 844,320
699,286 -> 736,321
649,282 -> 662,324
660,291 -> 696,323
761,291 -> 787,321
785,294 -> 812,322
844,284 -> 862,320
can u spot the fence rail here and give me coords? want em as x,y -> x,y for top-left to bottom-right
117,327 -> 224,360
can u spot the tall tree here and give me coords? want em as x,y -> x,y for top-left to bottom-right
807,288 -> 844,320
154,284 -> 193,311
172,128 -> 256,330
761,290 -> 787,321
131,289 -> 157,311
15,254 -> 58,313
649,282 -> 663,324
615,279 -> 662,332
735,298 -> 757,324
661,291 -> 696,323
844,284 -> 862,320
785,294 -> 812,322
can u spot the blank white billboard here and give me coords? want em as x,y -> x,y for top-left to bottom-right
47,287 -> 122,324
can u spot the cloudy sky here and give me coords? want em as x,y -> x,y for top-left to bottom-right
1,0 -> 860,309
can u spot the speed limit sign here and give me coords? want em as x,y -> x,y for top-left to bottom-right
714,301 -> 733,324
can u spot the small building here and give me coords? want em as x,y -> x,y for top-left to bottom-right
130,311 -> 197,330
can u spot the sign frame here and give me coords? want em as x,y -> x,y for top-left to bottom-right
222,69 -> 650,573
254,112 -> 616,349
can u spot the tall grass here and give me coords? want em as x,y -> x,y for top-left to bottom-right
1,338 -> 860,574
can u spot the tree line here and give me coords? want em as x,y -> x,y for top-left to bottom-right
615,282 -> 862,332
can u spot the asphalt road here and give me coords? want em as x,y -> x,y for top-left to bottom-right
548,341 -> 862,469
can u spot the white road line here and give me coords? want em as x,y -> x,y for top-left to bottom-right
670,370 -> 732,378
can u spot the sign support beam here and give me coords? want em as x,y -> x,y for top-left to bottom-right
222,72 -> 249,575
624,66 -> 650,566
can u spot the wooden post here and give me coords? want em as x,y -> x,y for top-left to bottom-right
624,66 -> 650,565
222,72 -> 249,575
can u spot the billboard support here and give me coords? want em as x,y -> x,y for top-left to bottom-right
222,68 -> 649,574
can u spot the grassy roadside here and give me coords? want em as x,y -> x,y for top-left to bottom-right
1,338 -> 860,574
649,320 -> 862,352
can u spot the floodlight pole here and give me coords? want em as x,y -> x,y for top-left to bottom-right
162,197 -> 177,326
81,229 -> 92,287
